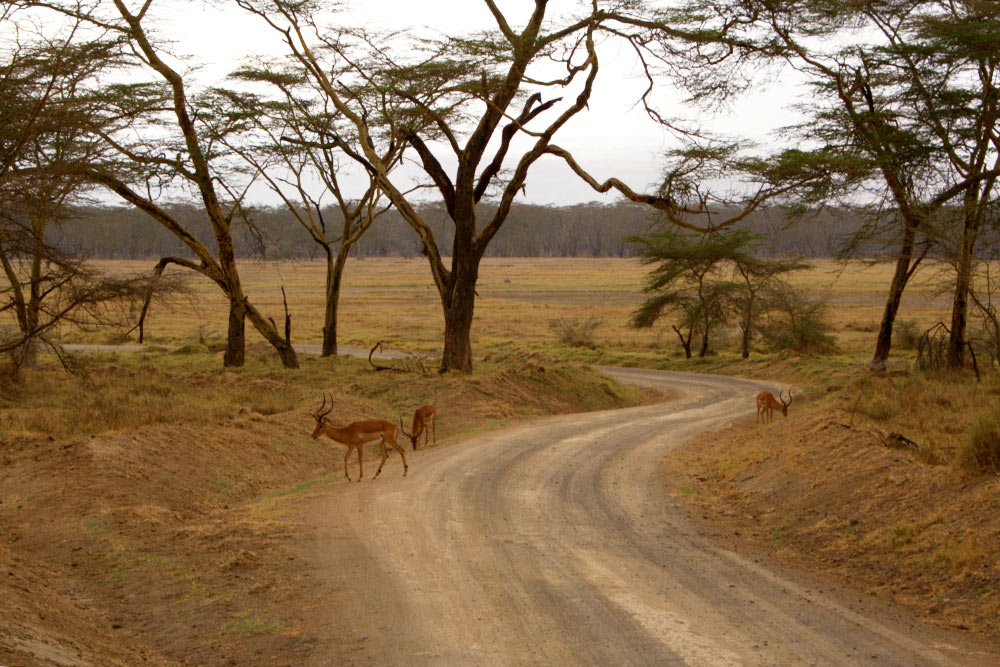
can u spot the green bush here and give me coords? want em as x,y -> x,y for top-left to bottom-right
760,291 -> 839,355
549,315 -> 602,349
761,314 -> 839,355
894,318 -> 921,350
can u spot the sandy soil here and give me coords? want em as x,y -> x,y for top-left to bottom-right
3,365 -> 998,665
289,368 -> 999,665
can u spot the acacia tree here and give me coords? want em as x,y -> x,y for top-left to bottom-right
969,260 -> 1000,367
236,0 -> 778,372
630,230 -> 739,358
0,27 -> 179,371
721,0 -> 1000,370
730,239 -> 810,359
630,227 -> 811,358
20,0 -> 299,368
908,3 -> 1000,368
213,70 -> 408,357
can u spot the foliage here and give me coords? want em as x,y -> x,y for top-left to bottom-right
549,316 -> 603,349
759,290 -> 838,355
56,201 -> 908,260
699,0 -> 1000,369
629,229 -> 737,358
8,0 -> 301,368
228,0 -> 782,372
893,319 -> 921,350
630,228 -> 812,358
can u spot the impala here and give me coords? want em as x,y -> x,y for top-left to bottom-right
399,404 -> 437,450
756,389 -> 793,424
311,393 -> 408,481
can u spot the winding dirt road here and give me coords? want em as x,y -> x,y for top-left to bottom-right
300,368 -> 999,665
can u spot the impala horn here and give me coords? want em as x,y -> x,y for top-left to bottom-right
780,389 -> 793,407
314,392 -> 335,421
399,414 -> 413,438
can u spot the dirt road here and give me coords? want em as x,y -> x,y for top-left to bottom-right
299,368 -> 999,665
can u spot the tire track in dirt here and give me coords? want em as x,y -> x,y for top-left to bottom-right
299,368 -> 1000,666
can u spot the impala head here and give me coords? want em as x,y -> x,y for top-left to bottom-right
311,392 -> 335,438
779,389 -> 793,416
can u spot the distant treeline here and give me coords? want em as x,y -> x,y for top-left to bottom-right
58,201 -> 870,260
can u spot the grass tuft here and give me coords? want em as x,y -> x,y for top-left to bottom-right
956,411 -> 1000,475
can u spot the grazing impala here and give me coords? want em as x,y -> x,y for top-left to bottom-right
756,389 -> 793,424
399,404 -> 437,450
311,393 -> 408,481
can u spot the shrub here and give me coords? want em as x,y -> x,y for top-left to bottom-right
760,290 -> 839,355
549,315 -> 602,349
956,412 -> 1000,474
894,319 -> 921,350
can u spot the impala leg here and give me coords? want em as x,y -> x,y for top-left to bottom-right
388,433 -> 408,477
373,436 -> 389,479
343,447 -> 352,482
356,444 -> 364,481
431,417 -> 436,446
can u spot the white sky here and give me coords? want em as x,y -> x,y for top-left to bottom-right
20,0 -> 803,207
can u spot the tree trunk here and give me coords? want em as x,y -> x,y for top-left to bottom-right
672,325 -> 692,359
321,249 -> 346,358
437,218 -> 480,373
741,323 -> 751,359
224,295 -> 246,367
20,302 -> 39,369
947,257 -> 972,369
441,279 -> 476,373
698,330 -> 709,358
947,200 -> 981,369
245,302 -> 299,368
871,221 -> 919,370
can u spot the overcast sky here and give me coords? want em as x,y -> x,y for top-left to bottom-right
81,1 -> 801,207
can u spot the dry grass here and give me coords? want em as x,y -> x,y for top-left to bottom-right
842,370 -> 1000,469
0,347 -> 647,441
5,257 -> 994,468
958,411 -> 1000,474
30,257 -> 956,361
3,256 -> 1000,658
665,384 -> 1000,638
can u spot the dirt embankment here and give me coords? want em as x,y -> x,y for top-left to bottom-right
0,360 -> 649,666
662,392 -> 1000,642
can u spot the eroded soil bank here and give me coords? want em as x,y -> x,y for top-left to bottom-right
661,391 -> 1000,643
1,358 -> 648,666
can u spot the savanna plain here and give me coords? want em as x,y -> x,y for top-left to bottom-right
2,257 -> 999,665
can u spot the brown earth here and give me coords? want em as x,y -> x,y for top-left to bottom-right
2,361 -> 998,664
661,389 -> 1000,642
1,360 -> 649,666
